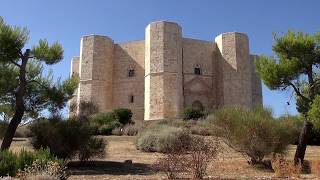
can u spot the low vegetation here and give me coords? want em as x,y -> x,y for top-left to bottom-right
89,108 -> 133,135
208,106 -> 296,165
29,117 -> 105,161
135,124 -> 191,153
182,107 -> 205,120
271,154 -> 302,178
154,136 -> 220,179
0,148 -> 64,177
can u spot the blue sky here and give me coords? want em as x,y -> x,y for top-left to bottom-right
1,0 -> 319,117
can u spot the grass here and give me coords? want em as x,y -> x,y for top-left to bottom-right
2,136 -> 320,179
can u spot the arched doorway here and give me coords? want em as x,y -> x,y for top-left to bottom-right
192,100 -> 204,111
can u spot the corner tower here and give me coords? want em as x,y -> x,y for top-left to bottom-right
77,35 -> 114,113
215,32 -> 253,108
144,21 -> 183,120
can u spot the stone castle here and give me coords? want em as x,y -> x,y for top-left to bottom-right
69,21 -> 262,121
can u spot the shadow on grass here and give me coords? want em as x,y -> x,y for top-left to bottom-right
68,160 -> 154,176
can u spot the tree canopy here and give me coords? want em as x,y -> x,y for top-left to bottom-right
255,30 -> 320,163
0,17 -> 78,149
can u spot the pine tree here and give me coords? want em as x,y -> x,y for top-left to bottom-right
0,17 -> 78,150
255,30 -> 320,164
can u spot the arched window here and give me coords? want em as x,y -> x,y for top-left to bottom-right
192,100 -> 204,111
128,68 -> 135,77
194,64 -> 201,75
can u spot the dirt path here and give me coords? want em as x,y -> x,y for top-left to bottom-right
6,136 -> 320,179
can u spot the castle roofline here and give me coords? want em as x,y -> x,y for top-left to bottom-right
147,20 -> 181,28
217,32 -> 248,37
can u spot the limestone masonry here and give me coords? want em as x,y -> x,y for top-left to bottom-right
69,21 -> 262,121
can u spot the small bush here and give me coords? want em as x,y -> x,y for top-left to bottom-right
154,136 -> 220,179
123,123 -> 142,136
97,122 -> 121,135
188,137 -> 220,179
182,108 -> 205,120
208,106 -> 295,165
0,150 -> 17,176
17,160 -> 68,180
90,112 -> 122,135
0,149 -> 62,177
79,137 -> 105,162
271,154 -> 301,178
136,124 -> 191,153
29,118 -> 105,161
0,121 -> 8,139
113,108 -> 132,125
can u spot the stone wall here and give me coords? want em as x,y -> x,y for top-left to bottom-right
182,38 -> 216,109
113,40 -> 145,120
215,32 -> 253,108
144,21 -> 183,120
77,35 -> 114,113
250,55 -> 263,106
70,21 -> 263,120
69,56 -> 79,117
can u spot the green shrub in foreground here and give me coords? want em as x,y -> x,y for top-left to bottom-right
0,148 -> 63,177
135,124 -> 191,153
113,108 -> 132,125
182,107 -> 205,120
208,106 -> 296,165
29,118 -> 105,161
0,121 -> 8,139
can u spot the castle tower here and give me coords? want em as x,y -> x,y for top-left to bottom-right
215,32 -> 253,108
69,56 -> 80,117
144,21 -> 184,120
77,35 -> 114,113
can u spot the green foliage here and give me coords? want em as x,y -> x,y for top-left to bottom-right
0,17 -> 78,149
97,122 -> 122,135
0,19 -> 29,63
0,121 -> 8,139
135,124 -> 191,153
29,118 -> 105,161
0,150 -> 17,176
113,108 -> 133,125
182,107 -> 205,120
32,39 -> 63,65
78,137 -> 105,162
308,95 -> 320,129
90,112 -> 121,135
0,148 -> 62,177
255,31 -> 320,116
208,106 -> 295,165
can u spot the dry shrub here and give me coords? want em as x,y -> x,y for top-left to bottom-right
271,154 -> 301,178
209,106 -> 295,165
154,136 -> 220,179
310,160 -> 320,177
154,151 -> 188,179
17,160 -> 68,180
189,136 -> 220,179
136,124 -> 191,153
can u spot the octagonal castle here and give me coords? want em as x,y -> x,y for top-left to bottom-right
69,21 -> 262,121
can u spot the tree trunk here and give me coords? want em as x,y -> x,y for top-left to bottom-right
0,111 -> 24,149
1,52 -> 28,150
294,118 -> 312,164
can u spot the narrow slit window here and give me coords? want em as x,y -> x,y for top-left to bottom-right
129,95 -> 134,103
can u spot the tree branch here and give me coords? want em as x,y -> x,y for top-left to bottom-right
288,81 -> 311,102
10,60 -> 21,67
